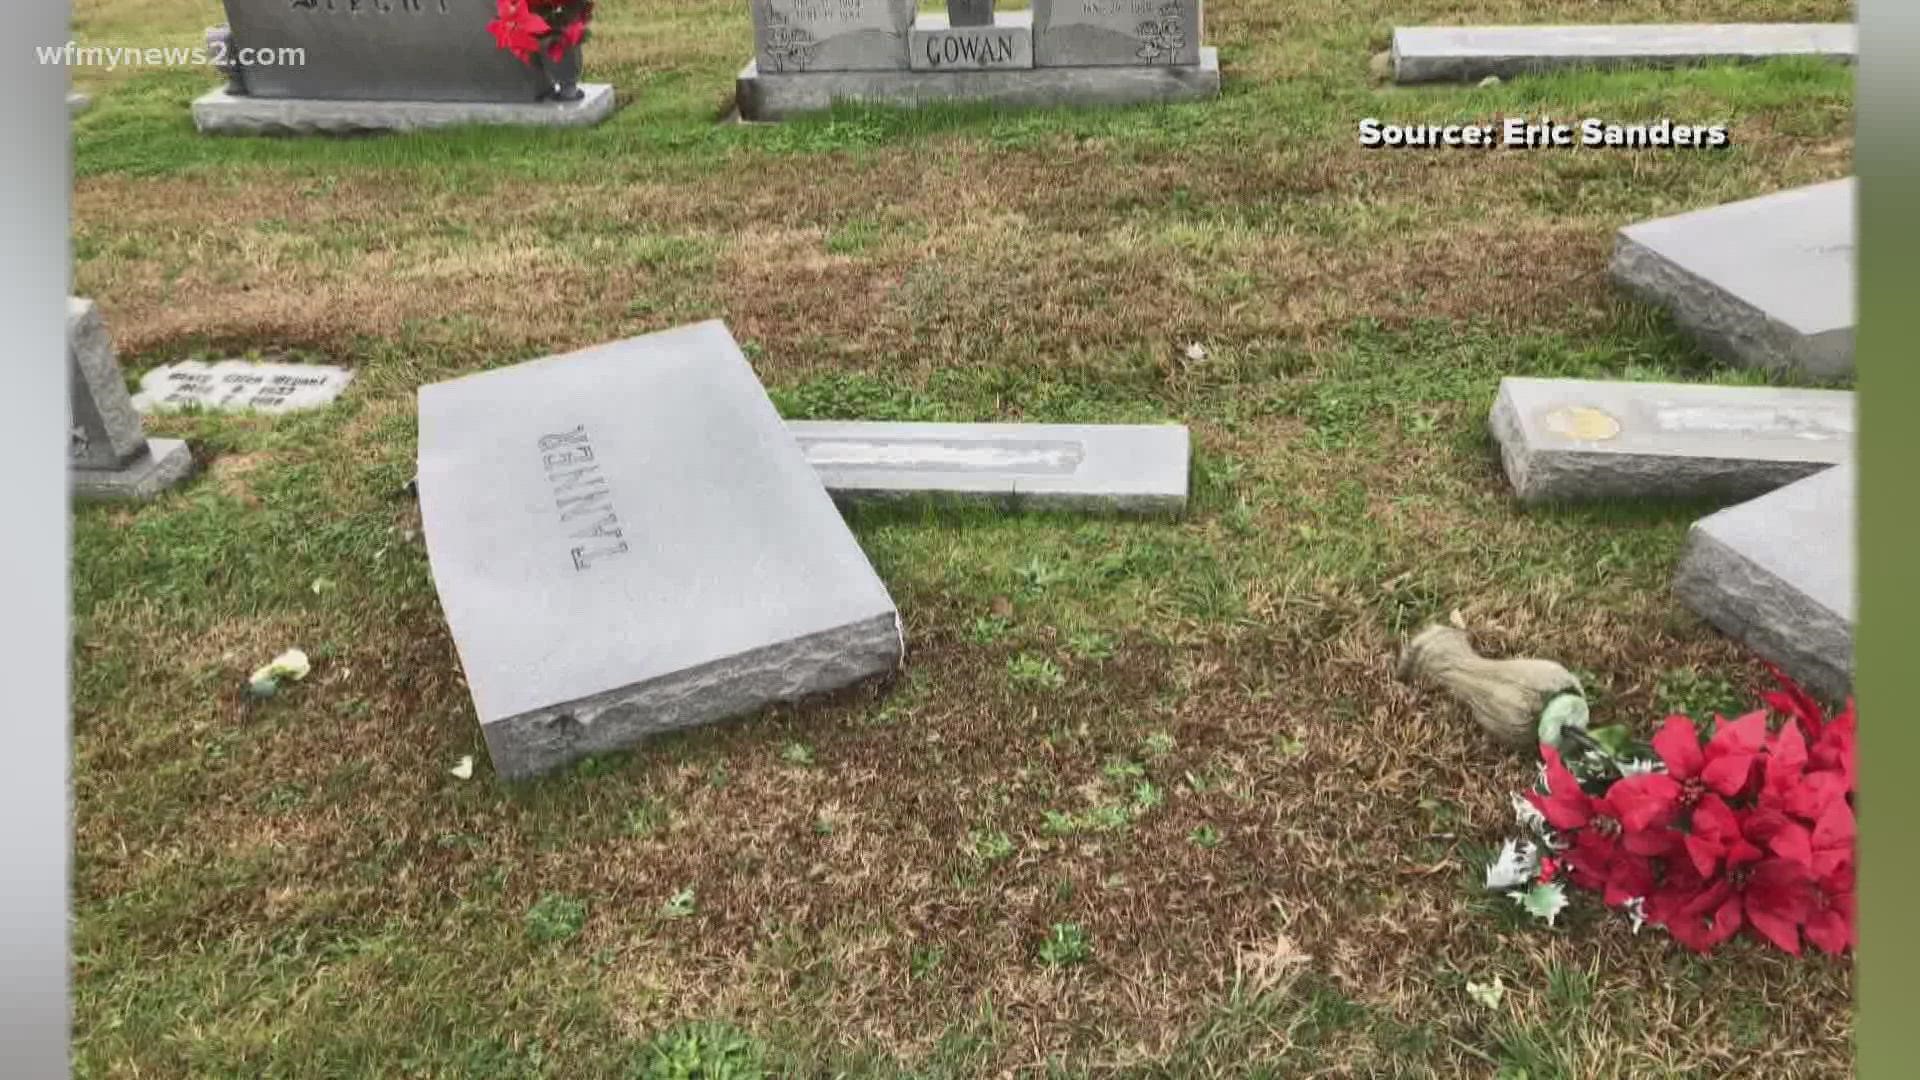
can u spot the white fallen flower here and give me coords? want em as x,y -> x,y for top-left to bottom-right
1511,791 -> 1547,833
248,648 -> 312,695
450,755 -> 475,781
1466,976 -> 1505,1010
1184,342 -> 1209,362
1485,838 -> 1539,892
1623,896 -> 1648,934
1513,882 -> 1569,926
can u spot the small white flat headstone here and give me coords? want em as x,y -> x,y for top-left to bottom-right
1611,179 -> 1855,378
1391,23 -> 1857,83
1673,464 -> 1854,700
417,321 -> 902,781
132,359 -> 354,416
1489,377 -> 1853,503
788,419 -> 1190,514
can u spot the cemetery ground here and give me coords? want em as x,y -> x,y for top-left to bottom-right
71,0 -> 1853,1075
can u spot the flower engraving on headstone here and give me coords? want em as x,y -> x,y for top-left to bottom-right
1134,3 -> 1188,63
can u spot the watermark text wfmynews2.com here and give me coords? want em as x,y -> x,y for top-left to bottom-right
36,41 -> 307,73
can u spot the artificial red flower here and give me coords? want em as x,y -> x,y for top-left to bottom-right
1662,856 -> 1814,955
1761,661 -> 1828,739
1809,797 -> 1856,879
1804,864 -> 1856,954
1528,747 -> 1679,848
487,0 -> 551,63
1810,701 -> 1857,790
1652,710 -> 1767,801
1683,795 -> 1763,878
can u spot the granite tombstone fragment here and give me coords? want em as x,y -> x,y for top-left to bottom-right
416,321 -> 903,781
1489,377 -> 1853,504
752,0 -> 917,72
789,419 -> 1189,513
1391,23 -> 1857,84
1032,0 -> 1203,67
68,299 -> 194,502
1611,179 -> 1856,378
133,359 -> 355,416
1673,464 -> 1854,700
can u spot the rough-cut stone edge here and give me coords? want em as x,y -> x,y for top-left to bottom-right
71,438 -> 195,503
1390,23 -> 1858,84
1487,381 -> 1843,504
1673,524 -> 1852,701
192,83 -> 616,135
483,610 -> 903,780
1609,230 -> 1854,379
736,47 -> 1219,121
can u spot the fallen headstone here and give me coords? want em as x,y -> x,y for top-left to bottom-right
67,92 -> 92,116
69,299 -> 194,502
1610,179 -> 1856,378
789,420 -> 1190,514
1489,377 -> 1852,504
417,321 -> 903,780
132,359 -> 354,416
1391,23 -> 1857,84
1672,463 -> 1854,700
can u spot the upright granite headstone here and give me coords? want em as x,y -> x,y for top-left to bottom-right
1489,377 -> 1853,503
1032,0 -> 1203,67
1673,464 -> 1854,700
752,0 -> 917,72
417,321 -> 903,780
69,299 -> 194,502
222,0 -> 557,102
1611,179 -> 1856,378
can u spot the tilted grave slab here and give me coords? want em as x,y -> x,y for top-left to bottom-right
1391,23 -> 1857,84
1489,377 -> 1852,504
1673,464 -> 1854,701
68,299 -> 194,502
416,321 -> 903,780
1610,179 -> 1856,378
789,420 -> 1190,513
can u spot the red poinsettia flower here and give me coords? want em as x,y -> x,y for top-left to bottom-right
1658,856 -> 1815,955
1527,748 -> 1678,853
1810,701 -> 1857,790
1683,795 -> 1763,878
1652,710 -> 1767,802
561,18 -> 589,48
1804,864 -> 1855,954
1809,797 -> 1856,879
487,0 -> 552,64
1761,662 -> 1828,739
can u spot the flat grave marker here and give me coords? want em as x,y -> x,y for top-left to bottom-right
789,419 -> 1189,513
416,321 -> 903,780
1489,377 -> 1852,503
132,359 -> 355,416
1673,463 -> 1854,700
1391,23 -> 1857,84
1611,179 -> 1856,378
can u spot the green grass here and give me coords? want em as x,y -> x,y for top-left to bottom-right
69,0 -> 1854,1074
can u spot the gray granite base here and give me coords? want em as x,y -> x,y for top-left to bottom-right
1391,23 -> 1857,84
71,438 -> 194,503
790,420 -> 1190,514
192,83 -> 616,135
1672,464 -> 1853,700
736,47 -> 1219,120
1611,179 -> 1855,379
1489,377 -> 1852,504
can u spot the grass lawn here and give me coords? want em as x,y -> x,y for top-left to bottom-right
70,0 -> 1854,1075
